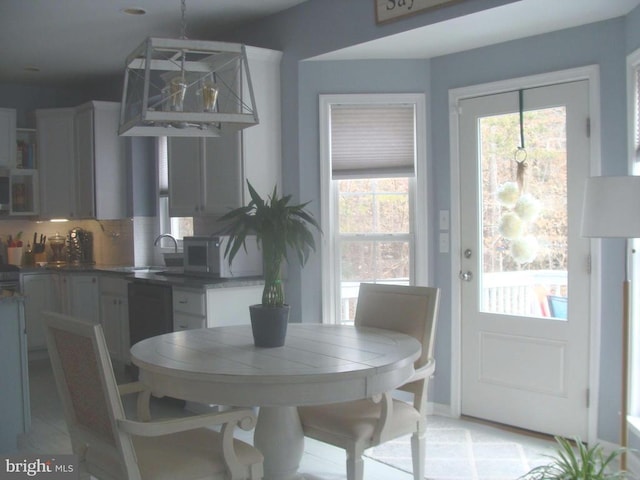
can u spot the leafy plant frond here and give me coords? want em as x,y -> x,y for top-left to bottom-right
218,180 -> 321,307
520,436 -> 627,480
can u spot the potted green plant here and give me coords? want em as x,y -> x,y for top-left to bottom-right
520,436 -> 627,479
219,181 -> 321,347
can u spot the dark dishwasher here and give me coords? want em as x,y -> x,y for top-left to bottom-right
128,281 -> 173,347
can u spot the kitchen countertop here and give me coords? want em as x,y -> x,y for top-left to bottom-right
0,291 -> 24,303
18,265 -> 264,290
128,271 -> 264,289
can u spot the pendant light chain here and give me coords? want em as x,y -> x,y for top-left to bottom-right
179,0 -> 187,80
180,0 -> 188,39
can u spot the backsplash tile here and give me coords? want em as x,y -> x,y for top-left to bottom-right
0,218 -> 135,266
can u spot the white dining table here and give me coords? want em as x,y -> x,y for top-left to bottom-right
130,324 -> 421,480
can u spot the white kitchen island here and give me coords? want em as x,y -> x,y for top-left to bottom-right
130,324 -> 421,480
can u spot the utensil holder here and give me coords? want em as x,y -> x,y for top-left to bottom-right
7,247 -> 23,266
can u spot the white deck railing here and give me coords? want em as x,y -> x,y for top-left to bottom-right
482,270 -> 567,317
339,270 -> 567,322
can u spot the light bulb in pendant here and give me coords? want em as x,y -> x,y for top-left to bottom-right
202,79 -> 218,112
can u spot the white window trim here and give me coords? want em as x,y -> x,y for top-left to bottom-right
626,48 -> 640,428
319,93 -> 428,325
449,65 -> 601,445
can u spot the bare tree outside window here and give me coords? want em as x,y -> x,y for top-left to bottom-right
338,178 -> 412,321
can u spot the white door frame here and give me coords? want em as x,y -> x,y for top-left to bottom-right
448,65 -> 602,444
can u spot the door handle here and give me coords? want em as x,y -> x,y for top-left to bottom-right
459,271 -> 473,282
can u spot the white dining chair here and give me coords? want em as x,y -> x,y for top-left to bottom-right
42,311 -> 264,480
298,283 -> 440,480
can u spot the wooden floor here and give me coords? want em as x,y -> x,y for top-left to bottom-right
16,358 -> 558,480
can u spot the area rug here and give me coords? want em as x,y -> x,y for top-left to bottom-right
365,415 -> 558,480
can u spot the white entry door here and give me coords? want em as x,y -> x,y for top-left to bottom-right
459,80 -> 591,438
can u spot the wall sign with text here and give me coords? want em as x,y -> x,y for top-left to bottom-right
375,0 -> 464,24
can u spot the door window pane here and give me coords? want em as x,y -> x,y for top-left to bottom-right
479,107 -> 568,319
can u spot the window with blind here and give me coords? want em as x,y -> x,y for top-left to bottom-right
157,137 -> 193,248
319,94 -> 426,324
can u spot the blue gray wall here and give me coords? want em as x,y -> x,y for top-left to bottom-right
224,0 -> 640,445
430,18 -> 628,444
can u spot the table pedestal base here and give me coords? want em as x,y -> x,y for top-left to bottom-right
254,406 -> 305,480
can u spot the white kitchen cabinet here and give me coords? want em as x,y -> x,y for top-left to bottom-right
67,274 -> 100,324
75,101 -> 128,219
37,102 -> 128,220
173,285 -> 261,330
22,271 -> 105,354
173,287 -> 206,331
36,108 -> 77,219
21,273 -> 60,351
169,132 -> 252,216
0,108 -> 16,168
99,275 -> 129,365
5,128 -> 39,216
168,47 -> 282,217
167,138 -> 205,216
168,135 -> 245,216
206,285 -> 262,327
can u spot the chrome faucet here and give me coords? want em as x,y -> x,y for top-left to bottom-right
154,234 -> 178,253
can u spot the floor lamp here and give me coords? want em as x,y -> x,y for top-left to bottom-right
581,175 -> 640,470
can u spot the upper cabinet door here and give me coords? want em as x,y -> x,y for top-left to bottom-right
75,105 -> 96,218
168,137 -> 203,216
0,108 -> 17,168
76,101 -> 128,220
37,108 -> 77,219
202,134 -> 243,216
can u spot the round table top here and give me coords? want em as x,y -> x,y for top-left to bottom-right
130,324 -> 421,407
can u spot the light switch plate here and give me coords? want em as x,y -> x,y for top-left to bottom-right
439,210 -> 449,231
439,232 -> 449,253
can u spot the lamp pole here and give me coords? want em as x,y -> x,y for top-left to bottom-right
581,176 -> 640,470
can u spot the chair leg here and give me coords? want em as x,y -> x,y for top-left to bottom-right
411,430 -> 426,480
346,446 -> 364,480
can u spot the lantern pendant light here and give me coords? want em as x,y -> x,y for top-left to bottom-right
119,0 -> 258,137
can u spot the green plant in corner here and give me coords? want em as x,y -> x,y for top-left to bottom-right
520,436 -> 627,480
219,181 -> 321,307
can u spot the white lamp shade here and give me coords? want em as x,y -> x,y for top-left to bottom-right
581,176 -> 640,238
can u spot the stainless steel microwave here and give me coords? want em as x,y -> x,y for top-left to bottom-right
183,235 -> 263,278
